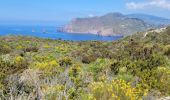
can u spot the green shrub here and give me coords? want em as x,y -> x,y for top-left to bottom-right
82,54 -> 97,64
0,44 -> 12,54
89,59 -> 111,80
164,45 -> 170,56
110,60 -> 120,75
23,46 -> 39,52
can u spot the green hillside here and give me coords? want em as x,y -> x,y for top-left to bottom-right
0,27 -> 170,100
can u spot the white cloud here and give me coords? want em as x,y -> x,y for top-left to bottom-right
88,14 -> 95,17
126,0 -> 170,10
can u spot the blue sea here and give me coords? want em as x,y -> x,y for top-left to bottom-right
0,25 -> 123,41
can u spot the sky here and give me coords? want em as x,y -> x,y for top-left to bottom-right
0,0 -> 170,25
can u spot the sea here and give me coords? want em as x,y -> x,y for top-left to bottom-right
0,25 -> 123,41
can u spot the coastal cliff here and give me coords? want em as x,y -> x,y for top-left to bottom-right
64,13 -> 153,36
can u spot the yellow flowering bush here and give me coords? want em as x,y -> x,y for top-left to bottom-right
14,56 -> 28,69
155,67 -> 170,95
15,56 -> 24,63
16,45 -> 23,49
55,46 -> 68,54
34,60 -> 60,76
59,56 -> 73,67
33,55 -> 56,62
88,79 -> 147,100
69,63 -> 82,86
136,66 -> 170,96
43,44 -> 51,49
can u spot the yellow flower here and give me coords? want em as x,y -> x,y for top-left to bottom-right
49,60 -> 59,66
112,93 -> 115,97
15,56 -> 24,63
16,45 -> 23,49
44,44 -> 51,48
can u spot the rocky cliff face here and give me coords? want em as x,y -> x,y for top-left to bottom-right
64,13 -> 153,36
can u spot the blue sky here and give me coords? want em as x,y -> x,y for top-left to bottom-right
0,0 -> 170,25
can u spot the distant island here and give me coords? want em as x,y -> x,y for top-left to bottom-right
62,12 -> 170,36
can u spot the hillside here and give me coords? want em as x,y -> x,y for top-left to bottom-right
0,27 -> 170,99
64,13 -> 153,36
127,14 -> 170,26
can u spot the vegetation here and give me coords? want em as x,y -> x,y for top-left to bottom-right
0,27 -> 170,100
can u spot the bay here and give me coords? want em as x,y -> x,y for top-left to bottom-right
0,25 -> 123,41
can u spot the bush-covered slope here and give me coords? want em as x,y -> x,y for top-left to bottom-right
0,27 -> 170,100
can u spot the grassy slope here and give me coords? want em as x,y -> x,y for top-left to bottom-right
0,27 -> 170,100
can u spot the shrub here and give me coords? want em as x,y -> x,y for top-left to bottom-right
89,59 -> 111,80
23,46 -> 39,52
82,54 -> 97,64
34,60 -> 60,76
0,56 -> 28,75
110,60 -> 120,75
0,55 -> 29,90
59,56 -> 72,67
69,63 -> 82,87
164,45 -> 170,56
87,79 -> 147,100
0,44 -> 12,54
117,74 -> 133,82
156,67 -> 170,95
